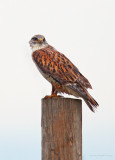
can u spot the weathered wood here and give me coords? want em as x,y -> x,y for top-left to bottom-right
42,97 -> 82,160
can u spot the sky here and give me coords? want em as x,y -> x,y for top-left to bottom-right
0,0 -> 115,159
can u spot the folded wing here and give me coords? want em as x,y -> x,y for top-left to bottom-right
32,45 -> 92,89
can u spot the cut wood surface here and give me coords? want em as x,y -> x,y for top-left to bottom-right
42,97 -> 82,160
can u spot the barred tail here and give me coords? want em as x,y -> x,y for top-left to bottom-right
84,96 -> 99,112
66,83 -> 99,112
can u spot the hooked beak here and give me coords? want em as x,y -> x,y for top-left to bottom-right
29,38 -> 43,47
38,38 -> 43,44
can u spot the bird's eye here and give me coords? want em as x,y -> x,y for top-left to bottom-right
32,37 -> 38,41
43,38 -> 45,42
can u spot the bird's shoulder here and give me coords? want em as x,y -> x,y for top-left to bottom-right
32,45 -> 92,88
32,45 -> 73,67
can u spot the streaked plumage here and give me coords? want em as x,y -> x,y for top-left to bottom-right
29,35 -> 99,112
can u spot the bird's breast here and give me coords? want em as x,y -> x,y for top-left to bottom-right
35,62 -> 56,83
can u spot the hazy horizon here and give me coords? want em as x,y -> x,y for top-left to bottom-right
0,0 -> 115,159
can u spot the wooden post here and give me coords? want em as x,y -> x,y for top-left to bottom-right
42,97 -> 82,160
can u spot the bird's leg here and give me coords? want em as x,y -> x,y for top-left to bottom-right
44,85 -> 62,99
51,85 -> 58,96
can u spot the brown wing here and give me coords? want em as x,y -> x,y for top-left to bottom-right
32,45 -> 92,89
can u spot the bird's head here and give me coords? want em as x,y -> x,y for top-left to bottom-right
29,34 -> 48,52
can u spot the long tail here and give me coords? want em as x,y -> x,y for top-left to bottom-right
67,83 -> 99,112
83,94 -> 99,112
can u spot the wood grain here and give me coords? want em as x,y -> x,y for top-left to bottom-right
42,97 -> 82,160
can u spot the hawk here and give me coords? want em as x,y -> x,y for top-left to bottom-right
29,34 -> 99,112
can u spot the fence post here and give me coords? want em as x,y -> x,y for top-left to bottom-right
42,97 -> 82,160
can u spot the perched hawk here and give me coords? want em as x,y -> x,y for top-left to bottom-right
29,35 -> 98,112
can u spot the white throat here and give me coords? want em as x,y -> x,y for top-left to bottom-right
32,44 -> 48,52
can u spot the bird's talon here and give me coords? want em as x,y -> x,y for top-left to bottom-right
44,95 -> 63,99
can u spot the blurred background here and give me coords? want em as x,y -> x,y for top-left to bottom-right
0,0 -> 115,159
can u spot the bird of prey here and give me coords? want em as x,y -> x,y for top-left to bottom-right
29,34 -> 98,112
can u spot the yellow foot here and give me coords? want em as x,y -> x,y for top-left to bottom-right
44,95 -> 63,99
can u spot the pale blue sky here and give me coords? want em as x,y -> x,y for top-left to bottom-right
0,0 -> 115,159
